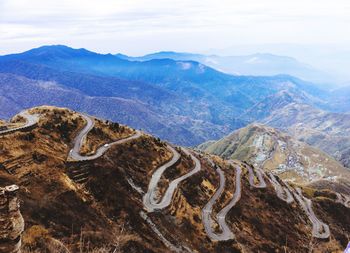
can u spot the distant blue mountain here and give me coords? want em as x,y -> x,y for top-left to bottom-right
0,45 -> 331,145
121,51 -> 333,84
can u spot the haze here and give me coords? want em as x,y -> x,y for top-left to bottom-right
1,0 -> 350,82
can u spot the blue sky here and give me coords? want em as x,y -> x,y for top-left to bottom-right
1,0 -> 350,81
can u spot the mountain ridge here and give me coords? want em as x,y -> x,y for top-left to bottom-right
0,45 -> 331,146
0,106 -> 349,252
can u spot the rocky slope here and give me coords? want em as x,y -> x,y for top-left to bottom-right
0,106 -> 349,252
197,124 -> 350,184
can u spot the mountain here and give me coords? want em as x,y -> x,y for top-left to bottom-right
197,123 -> 350,184
0,73 -> 231,146
261,103 -> 350,168
240,89 -> 318,121
124,51 -> 333,84
0,106 -> 349,252
0,45 -> 330,146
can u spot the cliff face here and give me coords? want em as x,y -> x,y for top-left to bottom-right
0,185 -> 24,253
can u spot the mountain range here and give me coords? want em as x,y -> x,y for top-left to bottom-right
120,51 -> 333,84
1,45 -> 350,252
0,45 -> 335,146
1,45 -> 350,169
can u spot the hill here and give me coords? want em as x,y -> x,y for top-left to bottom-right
262,103 -> 350,168
0,106 -> 349,252
197,124 -> 350,184
0,71 -> 231,146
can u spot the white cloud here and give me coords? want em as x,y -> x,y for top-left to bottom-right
0,0 -> 350,56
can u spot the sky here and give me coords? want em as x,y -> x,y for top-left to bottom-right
1,0 -> 350,81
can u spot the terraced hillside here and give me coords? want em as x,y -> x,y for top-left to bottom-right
0,106 -> 349,252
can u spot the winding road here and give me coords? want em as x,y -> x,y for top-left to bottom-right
143,147 -> 201,212
246,164 -> 267,188
68,113 -> 141,161
267,172 -> 294,204
293,188 -> 330,239
0,111 -> 40,135
208,163 -> 242,241
68,113 -> 331,241
202,165 -> 234,241
202,160 -> 270,241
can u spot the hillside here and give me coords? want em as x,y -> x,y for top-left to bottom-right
0,73 -> 231,146
0,45 -> 331,146
197,124 -> 350,184
240,89 -> 314,121
262,103 -> 350,168
0,106 -> 349,252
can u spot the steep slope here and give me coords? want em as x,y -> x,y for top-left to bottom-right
0,106 -> 349,252
262,103 -> 350,168
197,124 -> 350,184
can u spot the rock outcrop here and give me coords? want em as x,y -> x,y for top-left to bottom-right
0,185 -> 24,253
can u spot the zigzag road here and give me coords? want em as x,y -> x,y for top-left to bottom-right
68,113 -> 141,161
1,108 -> 334,245
143,147 -> 201,212
267,172 -> 294,204
202,160 -> 269,241
293,187 -> 330,239
246,164 -> 266,188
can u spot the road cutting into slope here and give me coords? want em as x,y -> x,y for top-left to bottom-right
0,110 -> 40,135
143,148 -> 201,212
267,172 -> 294,203
246,164 -> 267,188
202,161 -> 268,241
68,113 -> 141,161
293,188 -> 330,239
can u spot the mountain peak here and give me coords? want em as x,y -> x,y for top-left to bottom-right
25,45 -> 95,57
